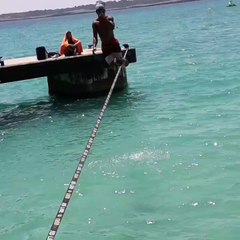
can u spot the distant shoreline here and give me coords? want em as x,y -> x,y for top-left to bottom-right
0,0 -> 199,22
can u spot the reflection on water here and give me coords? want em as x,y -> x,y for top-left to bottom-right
0,84 -> 146,129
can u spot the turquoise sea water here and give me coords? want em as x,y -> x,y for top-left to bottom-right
1,0 -> 240,239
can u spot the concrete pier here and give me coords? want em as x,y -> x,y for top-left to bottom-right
0,48 -> 136,98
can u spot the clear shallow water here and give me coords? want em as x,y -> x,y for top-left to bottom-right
1,0 -> 240,239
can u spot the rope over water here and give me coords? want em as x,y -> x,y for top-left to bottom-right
46,47 -> 129,240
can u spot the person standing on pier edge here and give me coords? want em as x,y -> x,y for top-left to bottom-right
60,31 -> 83,56
92,1 -> 126,66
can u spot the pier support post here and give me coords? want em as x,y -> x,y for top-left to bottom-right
47,64 -> 127,98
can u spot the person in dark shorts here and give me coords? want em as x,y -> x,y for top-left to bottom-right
92,1 -> 127,66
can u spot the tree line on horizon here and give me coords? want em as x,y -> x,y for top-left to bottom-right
0,0 -> 198,19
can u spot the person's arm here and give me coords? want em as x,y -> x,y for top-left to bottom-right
71,36 -> 83,54
92,22 -> 98,53
72,36 -> 81,48
71,37 -> 78,45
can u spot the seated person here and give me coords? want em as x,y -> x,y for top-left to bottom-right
60,31 -> 83,56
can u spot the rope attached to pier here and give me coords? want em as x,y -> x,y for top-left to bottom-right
46,48 -> 129,240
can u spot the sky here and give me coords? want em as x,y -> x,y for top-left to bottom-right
0,0 -> 101,14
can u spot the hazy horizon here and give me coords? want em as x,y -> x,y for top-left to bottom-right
0,0 -> 102,15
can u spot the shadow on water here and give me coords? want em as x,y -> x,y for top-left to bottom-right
0,86 -> 145,129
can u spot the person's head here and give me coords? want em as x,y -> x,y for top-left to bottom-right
66,31 -> 72,40
96,1 -> 106,17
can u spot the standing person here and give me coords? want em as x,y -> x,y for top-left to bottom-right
92,1 -> 126,66
60,31 -> 83,56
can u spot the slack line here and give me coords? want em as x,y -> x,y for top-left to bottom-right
46,46 -> 129,240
